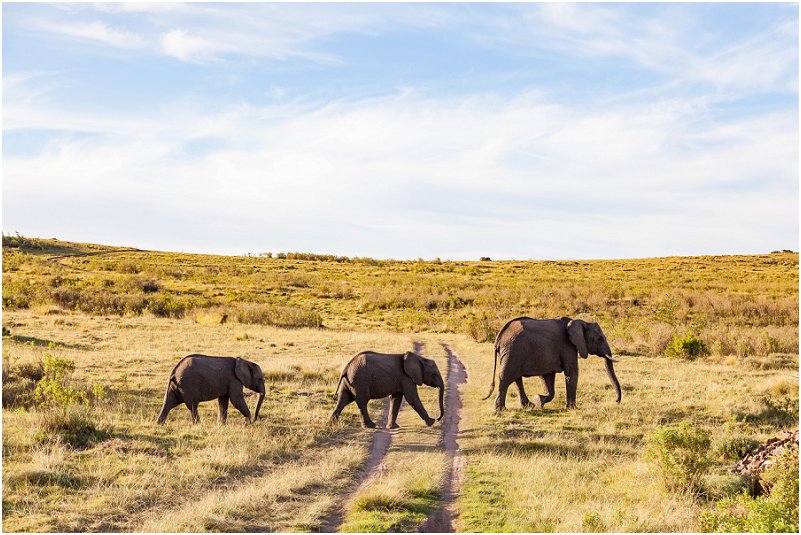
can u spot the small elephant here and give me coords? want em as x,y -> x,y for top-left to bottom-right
330,351 -> 444,429
485,317 -> 621,411
157,354 -> 266,424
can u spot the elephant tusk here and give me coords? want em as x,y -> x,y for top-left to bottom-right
604,355 -> 619,363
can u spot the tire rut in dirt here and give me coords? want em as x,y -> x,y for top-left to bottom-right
418,343 -> 468,533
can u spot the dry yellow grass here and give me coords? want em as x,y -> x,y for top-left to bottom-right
1,310 -> 426,532
2,239 -> 798,532
450,336 -> 797,532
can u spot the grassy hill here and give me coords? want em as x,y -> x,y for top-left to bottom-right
2,237 -> 798,532
3,236 -> 797,360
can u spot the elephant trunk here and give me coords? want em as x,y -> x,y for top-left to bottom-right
252,390 -> 265,422
437,382 -> 445,421
603,356 -> 622,403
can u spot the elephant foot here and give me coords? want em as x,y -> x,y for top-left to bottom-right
363,421 -> 377,429
425,417 -> 436,427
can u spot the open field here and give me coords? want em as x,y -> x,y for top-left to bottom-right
2,237 -> 798,532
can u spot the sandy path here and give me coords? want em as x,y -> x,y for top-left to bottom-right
418,343 -> 468,533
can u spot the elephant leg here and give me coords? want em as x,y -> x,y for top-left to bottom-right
230,391 -> 253,423
534,373 -> 556,408
157,387 -> 181,424
515,378 -> 532,407
217,395 -> 230,424
354,395 -> 376,429
565,368 -> 579,409
330,388 -> 355,424
404,388 -> 435,426
186,401 -> 200,424
388,394 -> 403,429
494,377 -> 513,411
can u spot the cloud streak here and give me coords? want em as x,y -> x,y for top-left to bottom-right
3,3 -> 797,258
4,82 -> 796,258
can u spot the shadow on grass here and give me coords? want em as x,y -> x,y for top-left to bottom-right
8,334 -> 93,351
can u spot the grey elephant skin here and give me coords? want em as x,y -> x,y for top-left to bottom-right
330,351 -> 445,429
485,317 -> 621,411
157,354 -> 266,424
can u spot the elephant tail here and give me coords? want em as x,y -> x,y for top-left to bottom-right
482,346 -> 499,400
167,374 -> 182,401
333,373 -> 351,399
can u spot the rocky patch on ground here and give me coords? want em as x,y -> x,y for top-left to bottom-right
732,430 -> 798,495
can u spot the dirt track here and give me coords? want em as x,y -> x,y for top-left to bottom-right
418,343 -> 468,533
321,341 -> 467,533
319,343 -> 423,533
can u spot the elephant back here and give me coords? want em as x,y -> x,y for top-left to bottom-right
494,317 -> 534,349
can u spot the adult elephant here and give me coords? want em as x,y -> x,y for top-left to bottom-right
484,317 -> 621,411
330,351 -> 444,429
157,354 -> 266,424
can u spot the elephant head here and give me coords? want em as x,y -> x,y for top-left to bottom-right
235,358 -> 266,421
567,319 -> 621,403
403,352 -> 445,421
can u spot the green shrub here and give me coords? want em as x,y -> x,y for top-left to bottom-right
664,333 -> 708,360
700,446 -> 798,532
581,511 -> 606,532
147,294 -> 193,318
644,422 -> 711,494
33,353 -> 106,408
713,434 -> 761,461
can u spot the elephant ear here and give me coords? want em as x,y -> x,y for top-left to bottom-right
403,352 -> 424,386
567,319 -> 588,359
235,358 -> 253,388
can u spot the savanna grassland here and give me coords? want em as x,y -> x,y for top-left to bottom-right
2,236 -> 798,532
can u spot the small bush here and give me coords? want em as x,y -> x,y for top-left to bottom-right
581,511 -> 606,532
644,422 -> 711,494
713,434 -> 761,461
35,406 -> 108,448
146,294 -> 193,318
140,279 -> 160,293
664,333 -> 708,360
700,446 -> 798,532
33,354 -> 106,408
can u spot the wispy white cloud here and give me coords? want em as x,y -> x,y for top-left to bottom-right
33,19 -> 145,49
3,3 -> 797,257
4,79 -> 797,257
160,29 -> 227,63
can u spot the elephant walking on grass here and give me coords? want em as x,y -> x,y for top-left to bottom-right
485,317 -> 621,411
157,354 -> 266,424
330,351 -> 445,429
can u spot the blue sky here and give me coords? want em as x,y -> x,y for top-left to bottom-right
3,3 -> 798,259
